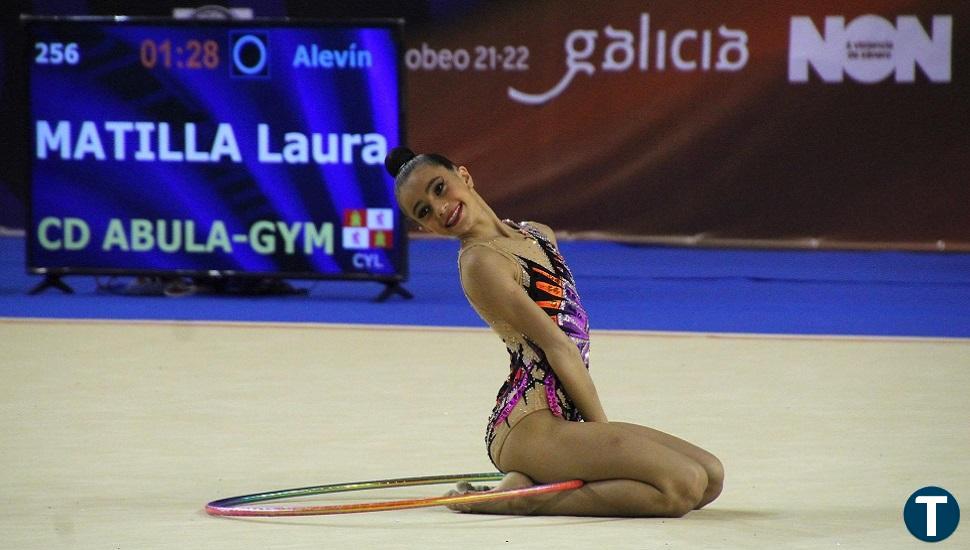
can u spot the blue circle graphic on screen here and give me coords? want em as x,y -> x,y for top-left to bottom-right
904,486 -> 960,542
231,33 -> 268,77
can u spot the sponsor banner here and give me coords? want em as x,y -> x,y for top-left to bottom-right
401,0 -> 970,249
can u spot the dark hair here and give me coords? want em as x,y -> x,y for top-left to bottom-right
385,147 -> 456,189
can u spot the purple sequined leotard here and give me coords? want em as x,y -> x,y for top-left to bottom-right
475,221 -> 591,467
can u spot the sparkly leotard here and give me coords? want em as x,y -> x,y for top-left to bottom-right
458,220 -> 590,469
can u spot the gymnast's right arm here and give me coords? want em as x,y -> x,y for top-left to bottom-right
459,246 -> 608,423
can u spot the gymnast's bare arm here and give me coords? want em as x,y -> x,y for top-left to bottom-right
459,244 -> 608,423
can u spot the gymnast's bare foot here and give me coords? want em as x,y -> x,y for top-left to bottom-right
444,471 -> 535,514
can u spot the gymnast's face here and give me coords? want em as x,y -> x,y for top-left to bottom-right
397,162 -> 477,238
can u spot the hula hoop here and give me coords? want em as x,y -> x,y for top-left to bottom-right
206,472 -> 583,516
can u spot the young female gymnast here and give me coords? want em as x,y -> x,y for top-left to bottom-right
386,147 -> 723,517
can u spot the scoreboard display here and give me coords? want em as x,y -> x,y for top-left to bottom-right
24,16 -> 406,282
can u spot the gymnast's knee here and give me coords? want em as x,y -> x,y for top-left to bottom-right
665,462 -> 708,517
697,456 -> 724,508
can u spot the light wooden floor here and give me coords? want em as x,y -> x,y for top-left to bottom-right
2,318 -> 967,549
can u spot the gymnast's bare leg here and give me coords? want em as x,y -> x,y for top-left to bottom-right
447,412 -> 724,517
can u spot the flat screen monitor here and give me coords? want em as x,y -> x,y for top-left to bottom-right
23,16 -> 406,283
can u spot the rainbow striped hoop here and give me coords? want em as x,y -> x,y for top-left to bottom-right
206,472 -> 583,516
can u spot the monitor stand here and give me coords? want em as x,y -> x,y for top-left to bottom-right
376,281 -> 413,302
29,274 -> 74,295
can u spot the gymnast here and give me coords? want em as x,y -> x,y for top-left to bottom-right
386,147 -> 723,517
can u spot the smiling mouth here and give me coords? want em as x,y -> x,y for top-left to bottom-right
445,203 -> 463,228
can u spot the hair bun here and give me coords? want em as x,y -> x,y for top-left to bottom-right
385,146 -> 416,177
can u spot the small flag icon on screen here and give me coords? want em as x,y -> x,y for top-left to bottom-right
342,209 -> 394,249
